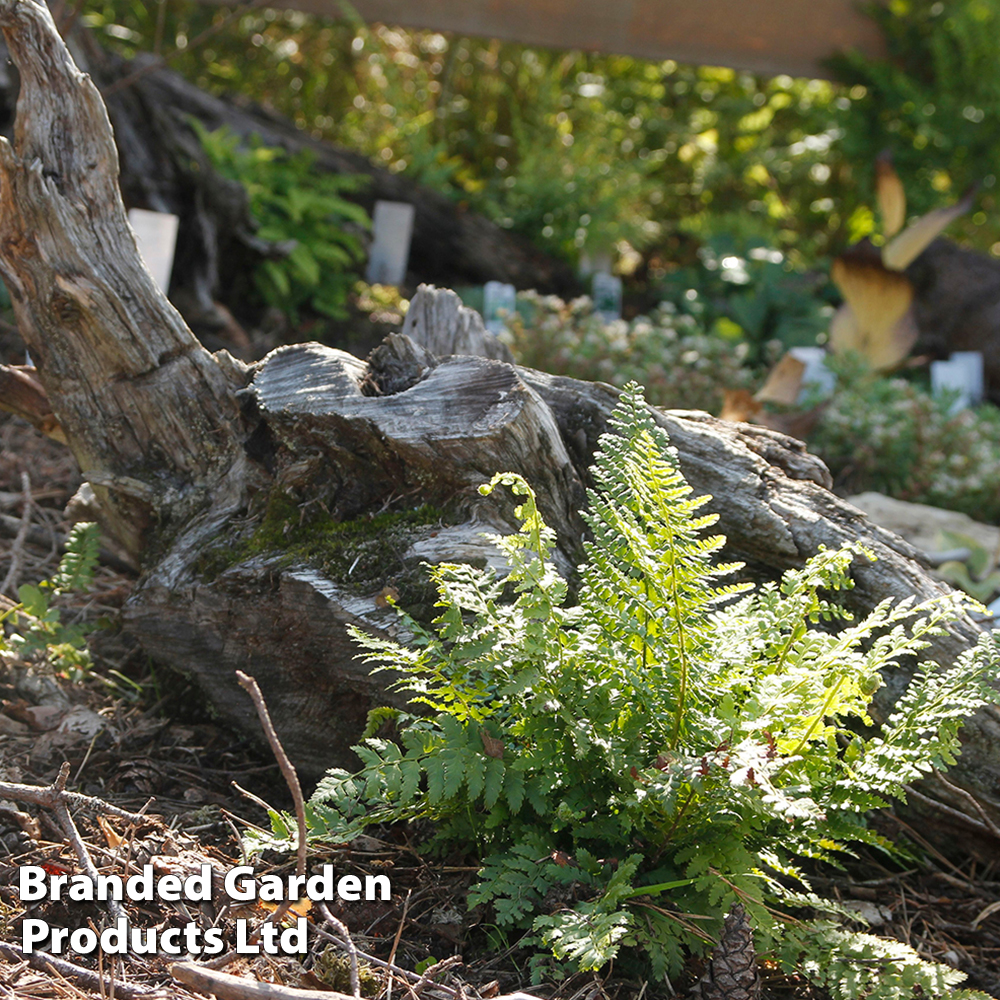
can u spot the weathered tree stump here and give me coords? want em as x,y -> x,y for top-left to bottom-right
0,1 -> 996,848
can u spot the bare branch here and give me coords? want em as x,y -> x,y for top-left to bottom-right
1,471 -> 32,596
0,942 -> 158,999
236,670 -> 307,879
172,961 -> 355,1000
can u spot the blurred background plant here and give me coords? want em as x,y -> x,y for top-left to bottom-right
806,355 -> 1000,522
195,123 -> 370,320
648,233 -> 837,366
934,531 -> 1000,604
507,295 -> 1000,524
830,0 -> 1000,251
79,0 -> 1000,273
79,1 -> 857,271
56,0 -> 1000,531
509,291 -> 761,414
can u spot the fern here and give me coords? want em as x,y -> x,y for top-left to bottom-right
282,385 -> 996,997
778,923 -> 970,1000
2,522 -> 101,677
50,522 -> 101,594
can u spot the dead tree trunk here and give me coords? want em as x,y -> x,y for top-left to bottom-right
0,0 -> 254,561
0,0 -> 996,849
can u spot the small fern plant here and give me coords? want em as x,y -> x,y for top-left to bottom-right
195,124 -> 369,321
2,522 -> 101,677
289,386 -> 996,999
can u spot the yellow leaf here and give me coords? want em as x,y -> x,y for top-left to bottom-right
261,896 -> 312,919
881,187 -> 976,271
875,153 -> 907,238
830,252 -> 918,370
97,816 -> 124,850
755,352 -> 806,406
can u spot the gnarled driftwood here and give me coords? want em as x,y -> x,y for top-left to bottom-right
0,1 -> 996,851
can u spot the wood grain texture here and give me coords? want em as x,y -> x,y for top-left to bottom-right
401,284 -> 514,362
172,961 -> 355,1000
252,343 -> 584,541
0,2 -> 994,843
127,561 -> 413,780
0,0 -> 244,557
124,346 -> 1000,838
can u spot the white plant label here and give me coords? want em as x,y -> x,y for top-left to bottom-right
366,200 -> 415,287
127,208 -> 179,294
484,280 -> 517,333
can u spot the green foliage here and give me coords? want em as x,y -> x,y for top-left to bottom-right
777,923 -> 970,1000
254,387 -> 996,996
81,3 -> 866,266
830,0 -> 1000,252
1,523 -> 101,677
649,234 -> 837,365
807,355 -> 1000,522
508,292 -> 758,415
194,124 -> 369,319
508,235 -> 837,411
510,296 -> 1000,525
79,0 -> 1000,266
934,531 -> 1000,604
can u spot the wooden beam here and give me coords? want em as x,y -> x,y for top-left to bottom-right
200,0 -> 886,78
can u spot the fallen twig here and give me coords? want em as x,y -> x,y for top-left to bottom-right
411,956 -> 464,997
230,780 -> 277,815
383,888 -> 410,1000
172,961 -> 355,1000
0,942 -> 158,999
1,471 -> 32,597
930,768 -> 1000,840
0,776 -> 150,825
206,671 -> 311,971
236,671 -> 308,878
53,763 -> 126,923
904,784 -> 1000,842
0,765 -> 152,924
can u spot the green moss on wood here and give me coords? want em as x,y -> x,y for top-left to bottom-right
196,489 -> 450,615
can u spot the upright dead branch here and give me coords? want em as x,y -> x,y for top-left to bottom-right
0,0 -> 243,557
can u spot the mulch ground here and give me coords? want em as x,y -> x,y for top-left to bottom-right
0,409 -> 998,1000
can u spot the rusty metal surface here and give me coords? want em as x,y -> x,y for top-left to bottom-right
200,0 -> 886,78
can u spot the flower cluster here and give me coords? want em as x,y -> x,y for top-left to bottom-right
809,364 -> 1000,523
507,291 -> 757,415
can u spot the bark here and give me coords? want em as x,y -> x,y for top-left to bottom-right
0,0 -> 249,560
0,1 -> 996,849
908,238 -> 1000,405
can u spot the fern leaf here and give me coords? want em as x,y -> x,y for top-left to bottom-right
52,522 -> 100,594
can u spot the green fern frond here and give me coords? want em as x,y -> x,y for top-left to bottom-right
52,522 -> 100,594
581,383 -> 751,747
290,384 -> 997,997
